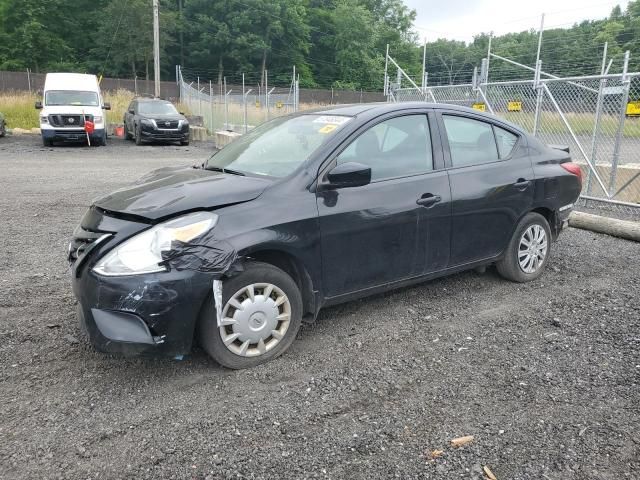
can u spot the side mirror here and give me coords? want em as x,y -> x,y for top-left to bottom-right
325,162 -> 371,189
128,109 -> 135,114
103,102 -> 111,110
35,101 -> 42,109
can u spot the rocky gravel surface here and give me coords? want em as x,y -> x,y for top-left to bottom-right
0,135 -> 638,479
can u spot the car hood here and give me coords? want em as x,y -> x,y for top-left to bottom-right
139,113 -> 186,121
93,166 -> 271,221
42,105 -> 103,115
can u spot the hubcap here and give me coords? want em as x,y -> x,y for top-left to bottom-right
518,224 -> 548,274
219,283 -> 291,357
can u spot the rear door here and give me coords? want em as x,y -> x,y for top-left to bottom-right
317,112 -> 451,298
125,101 -> 136,134
437,111 -> 534,266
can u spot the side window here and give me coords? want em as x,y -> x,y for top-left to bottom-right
443,115 -> 498,167
336,115 -> 432,181
494,126 -> 518,158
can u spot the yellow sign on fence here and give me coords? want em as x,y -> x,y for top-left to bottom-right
507,101 -> 522,112
625,101 -> 640,117
276,101 -> 283,109
472,103 -> 486,112
255,101 -> 261,108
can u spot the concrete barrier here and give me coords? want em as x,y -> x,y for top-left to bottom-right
215,130 -> 242,148
190,126 -> 208,141
578,162 -> 640,204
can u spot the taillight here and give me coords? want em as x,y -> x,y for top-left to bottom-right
560,162 -> 583,184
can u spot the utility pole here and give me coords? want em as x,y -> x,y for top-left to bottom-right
153,0 -> 161,98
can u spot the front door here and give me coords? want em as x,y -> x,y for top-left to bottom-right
438,112 -> 535,265
317,113 -> 451,298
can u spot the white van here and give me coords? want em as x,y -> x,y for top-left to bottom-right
36,73 -> 110,146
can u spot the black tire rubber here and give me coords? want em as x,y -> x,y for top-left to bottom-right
198,261 -> 303,369
135,125 -> 143,145
180,140 -> 189,146
0,121 -> 5,137
496,212 -> 552,283
43,137 -> 53,147
124,123 -> 133,140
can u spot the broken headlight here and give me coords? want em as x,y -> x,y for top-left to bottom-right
93,211 -> 218,276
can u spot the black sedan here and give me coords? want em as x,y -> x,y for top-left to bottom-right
123,97 -> 189,146
70,102 -> 582,369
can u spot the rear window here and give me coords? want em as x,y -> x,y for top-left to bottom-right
45,91 -> 99,107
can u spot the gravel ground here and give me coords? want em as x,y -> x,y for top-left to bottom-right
0,135 -> 639,480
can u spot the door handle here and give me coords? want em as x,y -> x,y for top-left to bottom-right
514,178 -> 530,189
416,193 -> 441,207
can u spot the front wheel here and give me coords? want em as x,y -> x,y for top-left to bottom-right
497,212 -> 551,283
135,125 -> 143,145
198,261 -> 303,369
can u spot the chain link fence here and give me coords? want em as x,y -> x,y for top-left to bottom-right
391,72 -> 640,211
179,67 -> 299,134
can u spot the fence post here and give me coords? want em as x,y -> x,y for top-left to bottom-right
224,76 -> 228,130
532,60 -> 543,135
27,68 -> 32,94
609,50 -> 631,197
242,73 -> 247,133
209,80 -> 213,134
586,42 -> 608,194
384,43 -> 389,97
265,69 -> 269,121
197,76 -> 202,117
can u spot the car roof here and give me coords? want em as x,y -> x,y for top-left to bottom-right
44,73 -> 99,92
310,102 -> 526,134
135,97 -> 171,103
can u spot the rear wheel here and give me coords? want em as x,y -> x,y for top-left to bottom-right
198,262 -> 303,369
124,122 -> 133,140
497,212 -> 551,283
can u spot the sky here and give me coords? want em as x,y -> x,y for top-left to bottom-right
404,0 -> 632,43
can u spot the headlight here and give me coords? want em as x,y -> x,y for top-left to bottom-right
40,116 -> 48,124
93,211 -> 218,276
93,116 -> 103,123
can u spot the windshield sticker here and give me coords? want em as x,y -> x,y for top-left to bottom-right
313,115 -> 350,125
318,124 -> 338,134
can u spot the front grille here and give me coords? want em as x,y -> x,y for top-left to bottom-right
155,119 -> 179,129
49,114 -> 93,128
68,227 -> 111,266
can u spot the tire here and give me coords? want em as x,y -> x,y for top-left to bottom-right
135,125 -> 143,145
43,137 -> 53,147
0,121 -> 5,137
124,122 -> 133,140
198,261 -> 303,369
496,212 -> 551,283
180,140 -> 189,146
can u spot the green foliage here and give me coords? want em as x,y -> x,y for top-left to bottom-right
1,0 -> 640,90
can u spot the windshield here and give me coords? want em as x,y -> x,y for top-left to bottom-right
45,90 -> 99,106
205,114 -> 352,178
138,102 -> 179,115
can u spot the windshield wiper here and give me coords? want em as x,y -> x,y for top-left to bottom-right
206,166 -> 246,176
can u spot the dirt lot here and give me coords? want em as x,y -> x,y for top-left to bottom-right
0,135 -> 638,480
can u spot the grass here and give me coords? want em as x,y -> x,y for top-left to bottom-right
0,90 -> 190,130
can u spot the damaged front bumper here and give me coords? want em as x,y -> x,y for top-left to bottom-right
69,208 -> 216,357
73,268 -> 212,356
